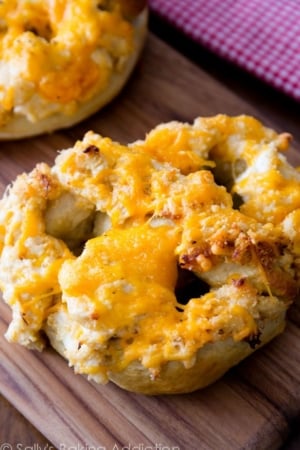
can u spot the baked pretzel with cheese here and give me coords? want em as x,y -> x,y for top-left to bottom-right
0,0 -> 147,139
0,115 -> 298,394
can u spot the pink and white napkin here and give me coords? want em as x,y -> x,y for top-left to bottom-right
149,0 -> 300,102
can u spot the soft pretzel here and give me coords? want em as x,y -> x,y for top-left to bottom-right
0,115 -> 299,394
0,0 -> 147,139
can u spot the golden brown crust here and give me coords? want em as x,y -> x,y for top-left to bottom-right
177,209 -> 298,302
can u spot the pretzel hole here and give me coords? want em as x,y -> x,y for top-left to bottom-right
24,22 -> 53,41
232,192 -> 244,210
45,192 -> 111,255
175,266 -> 210,306
212,158 -> 247,191
97,0 -> 114,11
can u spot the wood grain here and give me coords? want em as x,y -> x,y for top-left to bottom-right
0,32 -> 300,449
0,395 -> 51,447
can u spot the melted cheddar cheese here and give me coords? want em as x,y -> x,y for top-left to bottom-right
0,115 -> 298,381
56,222 -> 286,381
0,0 -> 134,122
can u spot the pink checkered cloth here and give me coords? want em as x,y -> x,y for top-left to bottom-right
149,0 -> 300,102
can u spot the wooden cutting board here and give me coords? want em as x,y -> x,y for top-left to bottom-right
0,33 -> 300,450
